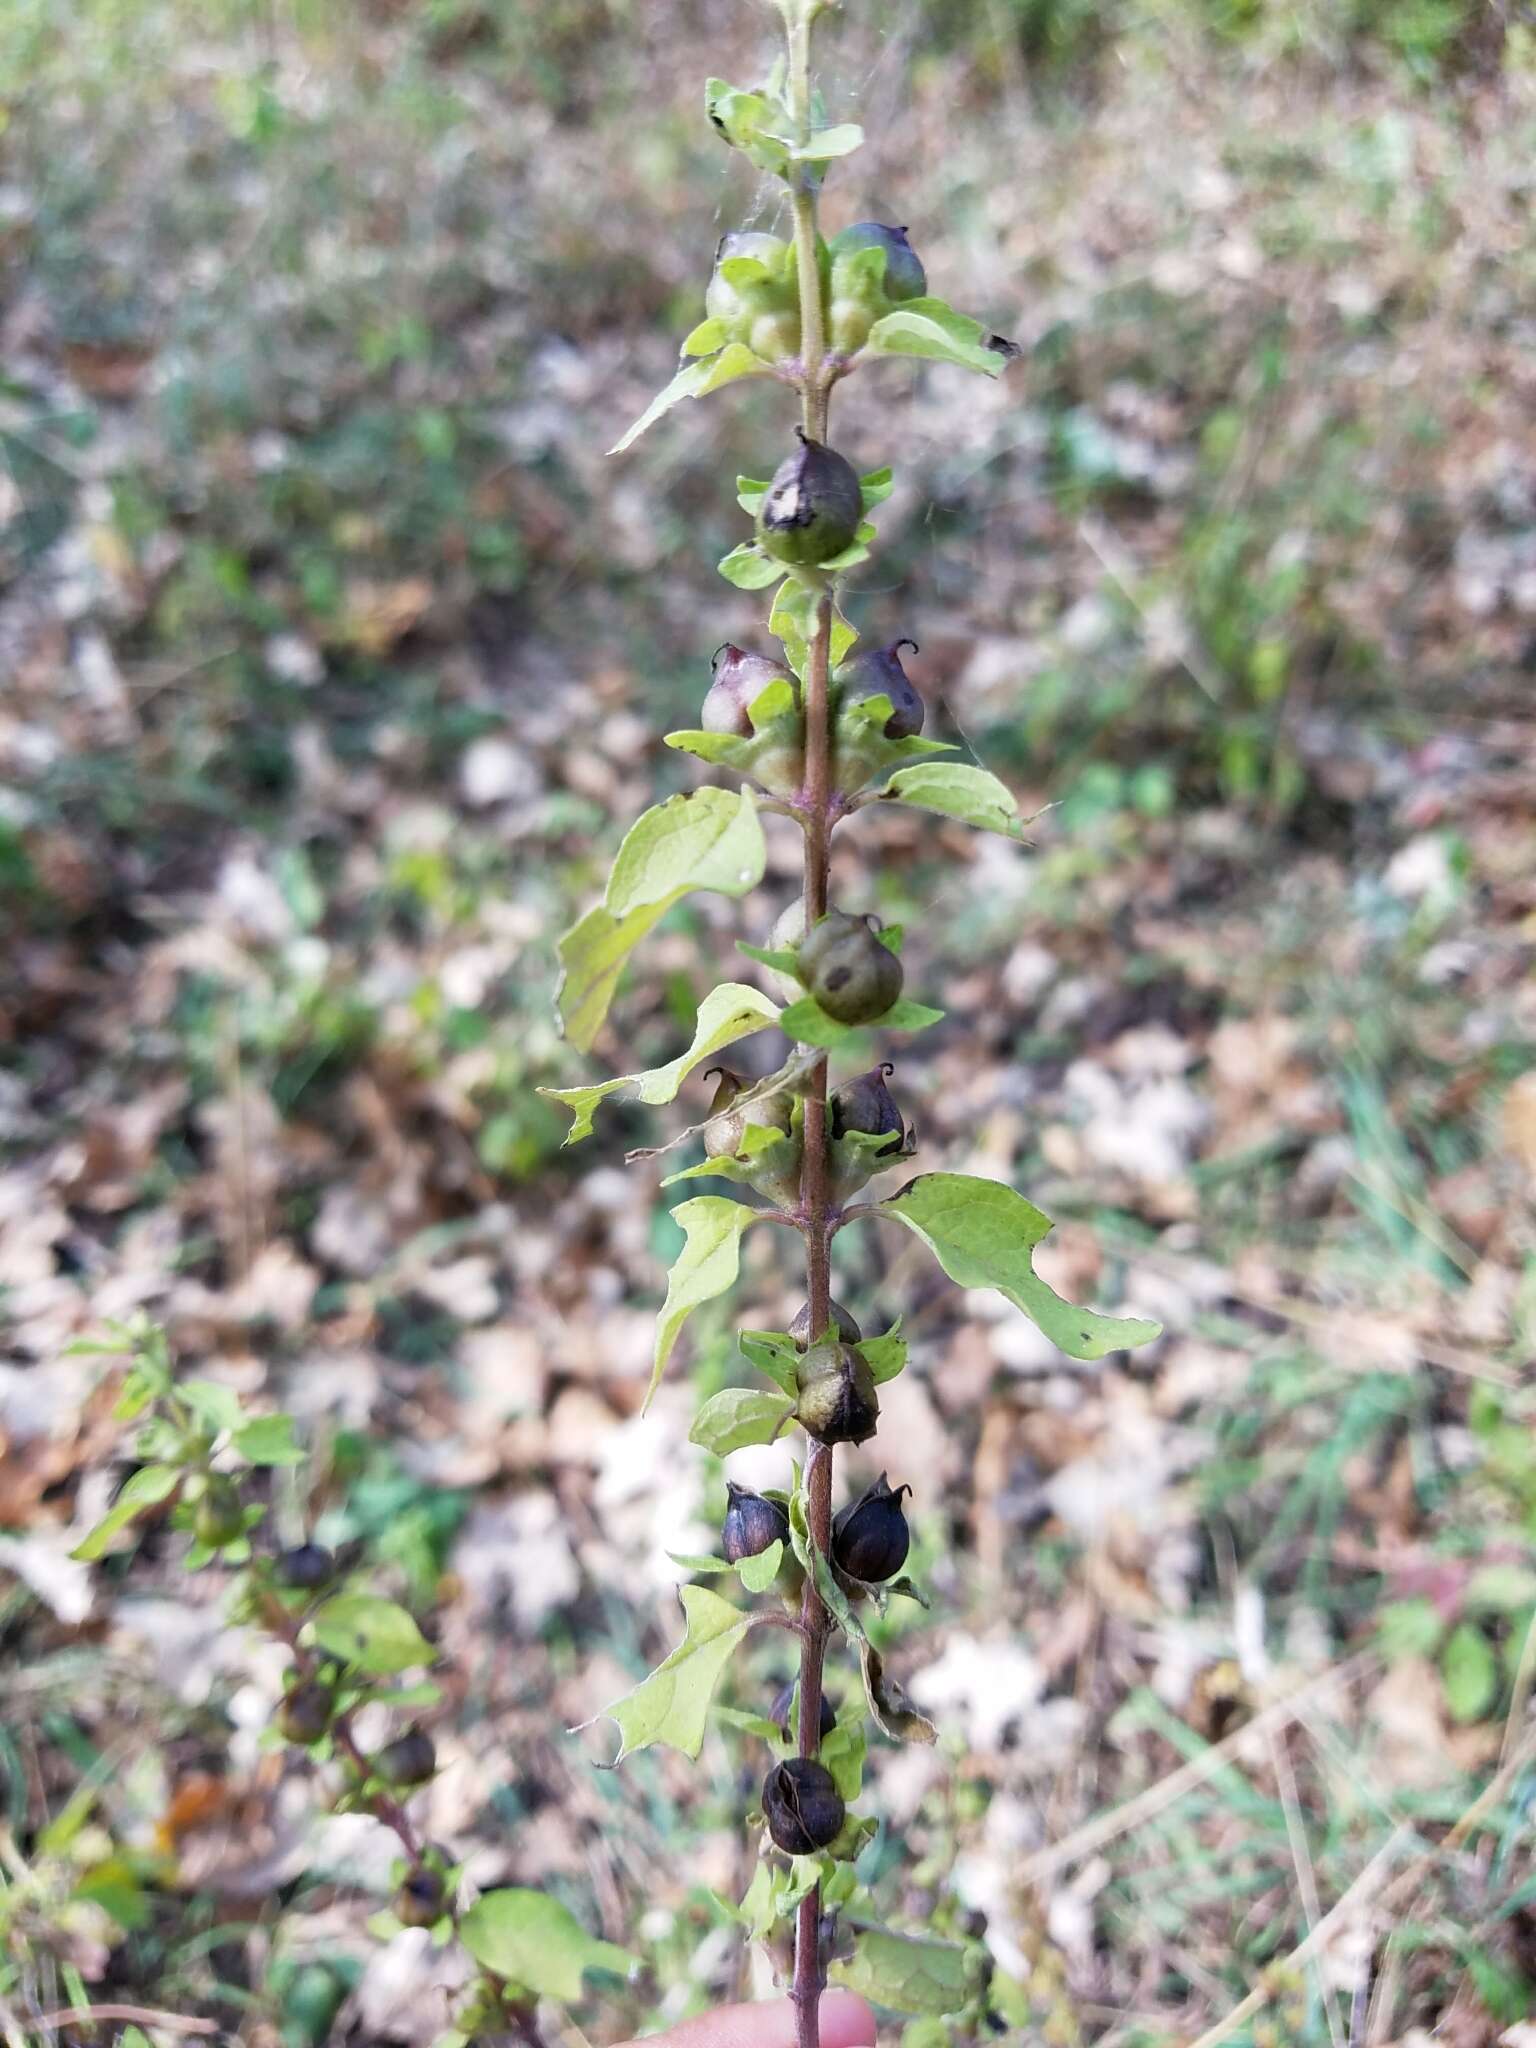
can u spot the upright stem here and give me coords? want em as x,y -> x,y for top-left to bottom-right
786,11 -> 836,2047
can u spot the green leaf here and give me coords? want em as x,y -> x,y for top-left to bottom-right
555,789 -> 766,1050
1442,1621 -> 1499,1723
770,579 -> 857,676
739,1329 -> 799,1396
865,297 -> 1015,379
859,1323 -> 908,1386
308,1595 -> 437,1675
231,1413 -> 304,1466
821,1717 -> 868,1803
789,1482 -> 866,1646
832,1924 -> 985,2016
542,982 -> 781,1143
792,121 -> 863,161
860,1641 -> 937,1745
596,1584 -> 753,1760
736,940 -> 800,975
1467,1564 -> 1536,1613
682,317 -> 732,357
874,1174 -> 1161,1361
1376,1597 -> 1445,1660
737,1540 -> 785,1594
180,1379 -> 243,1433
649,1198 -> 760,1408
703,78 -> 793,177
718,541 -> 786,590
859,467 -> 894,510
689,1387 -> 795,1457
878,762 -> 1030,838
611,343 -> 769,454
458,1889 -> 632,2000
735,475 -> 771,514
71,1464 -> 182,1561
778,995 -> 945,1050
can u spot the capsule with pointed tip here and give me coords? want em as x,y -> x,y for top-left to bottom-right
722,1481 -> 791,1564
788,1298 -> 862,1348
762,1757 -> 846,1854
795,1341 -> 879,1447
701,644 -> 798,738
376,1728 -> 436,1787
830,1064 -> 906,1156
833,639 -> 925,741
830,221 -> 927,303
276,1542 -> 334,1591
277,1678 -> 335,1746
395,1865 -> 446,1927
796,911 -> 903,1025
756,434 -> 863,569
705,231 -> 798,360
832,1473 -> 912,1583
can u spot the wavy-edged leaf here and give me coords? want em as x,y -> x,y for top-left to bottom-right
877,761 -> 1031,838
611,343 -> 769,454
593,1584 -> 752,1760
459,1889 -> 632,1999
543,981 -> 780,1143
874,1173 -> 1161,1360
650,1197 -> 759,1406
555,789 -> 766,1050
866,296 -> 1015,379
689,1387 -> 795,1457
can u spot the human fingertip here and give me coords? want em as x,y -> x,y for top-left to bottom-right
817,1988 -> 878,2047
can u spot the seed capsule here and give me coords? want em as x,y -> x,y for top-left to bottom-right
702,644 -> 798,737
834,639 -> 925,740
797,911 -> 903,1025
794,1341 -> 879,1447
788,1298 -> 862,1348
277,1678 -> 335,1746
756,433 -> 863,568
830,1064 -> 906,1156
770,1682 -> 836,1746
193,1476 -> 244,1547
829,221 -> 928,303
832,1474 -> 912,1583
376,1728 -> 436,1787
394,1865 -> 446,1927
702,1067 -> 794,1161
722,1481 -> 791,1564
761,1757 -> 846,1855
276,1542 -> 334,1591
705,231 -> 796,351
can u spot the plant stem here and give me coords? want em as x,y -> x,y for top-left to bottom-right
786,11 -> 837,2047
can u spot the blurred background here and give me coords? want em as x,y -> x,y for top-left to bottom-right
3,0 -> 1536,2041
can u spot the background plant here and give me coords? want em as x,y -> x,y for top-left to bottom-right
61,1317 -> 631,2048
